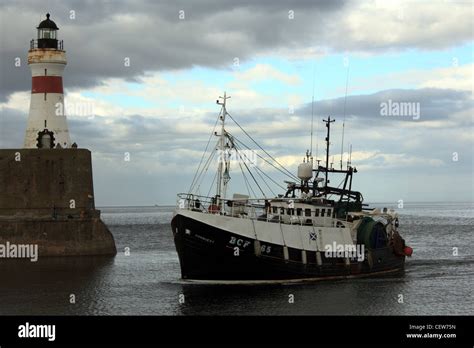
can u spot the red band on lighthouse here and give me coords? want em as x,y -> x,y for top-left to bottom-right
31,76 -> 63,94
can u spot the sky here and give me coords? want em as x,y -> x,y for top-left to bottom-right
0,0 -> 473,206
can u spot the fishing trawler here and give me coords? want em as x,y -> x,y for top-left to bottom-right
171,94 -> 412,281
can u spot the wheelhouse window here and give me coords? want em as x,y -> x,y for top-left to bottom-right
272,207 -> 278,214
280,207 -> 285,215
327,209 -> 332,217
315,209 -> 319,217
305,209 -> 311,217
321,209 -> 326,217
296,208 -> 302,216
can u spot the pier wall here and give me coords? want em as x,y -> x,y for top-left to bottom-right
0,149 -> 116,256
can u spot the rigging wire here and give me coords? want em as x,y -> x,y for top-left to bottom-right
253,165 -> 286,191
226,112 -> 299,181
193,141 -> 218,194
188,113 -> 221,194
230,134 -> 299,182
235,145 -> 266,198
232,134 -> 285,193
237,156 -> 257,198
230,134 -> 258,198
340,63 -> 350,170
191,98 -> 341,200
192,140 -> 217,192
205,170 -> 218,200
234,143 -> 277,197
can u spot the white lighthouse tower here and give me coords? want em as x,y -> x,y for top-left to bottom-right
24,13 -> 71,148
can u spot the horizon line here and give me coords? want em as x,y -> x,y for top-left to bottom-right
97,201 -> 473,208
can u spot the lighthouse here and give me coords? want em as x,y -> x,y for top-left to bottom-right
24,13 -> 71,149
0,14 -> 116,257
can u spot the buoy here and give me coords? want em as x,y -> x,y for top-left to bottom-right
404,246 -> 413,257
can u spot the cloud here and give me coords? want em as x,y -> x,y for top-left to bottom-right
1,0 -> 472,101
232,64 -> 302,86
349,63 -> 474,94
2,84 -> 472,204
1,0 -> 472,204
298,88 -> 473,126
329,0 -> 472,52
419,64 -> 474,92
3,86 -> 471,163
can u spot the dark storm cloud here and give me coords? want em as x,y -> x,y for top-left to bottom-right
219,87 -> 474,165
229,88 -> 473,137
0,0 -> 346,101
297,88 -> 473,124
1,0 -> 472,102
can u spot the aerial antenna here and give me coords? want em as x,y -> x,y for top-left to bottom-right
310,61 -> 316,158
347,143 -> 352,168
323,116 -> 335,192
340,60 -> 350,170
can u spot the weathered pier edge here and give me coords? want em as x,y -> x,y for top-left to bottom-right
0,149 -> 117,257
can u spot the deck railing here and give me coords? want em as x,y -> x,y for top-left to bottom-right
30,39 -> 64,50
175,193 -> 337,226
176,193 -> 266,219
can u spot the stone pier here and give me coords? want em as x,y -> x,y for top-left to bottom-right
0,149 -> 116,256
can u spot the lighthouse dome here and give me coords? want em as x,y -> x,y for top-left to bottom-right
37,13 -> 59,30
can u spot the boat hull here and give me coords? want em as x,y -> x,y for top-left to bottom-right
172,213 -> 405,281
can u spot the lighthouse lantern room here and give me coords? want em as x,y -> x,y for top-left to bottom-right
24,13 -> 71,148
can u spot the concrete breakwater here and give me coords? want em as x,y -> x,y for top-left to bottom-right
0,149 -> 116,257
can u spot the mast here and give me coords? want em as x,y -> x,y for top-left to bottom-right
216,92 -> 231,212
310,61 -> 316,157
323,116 -> 335,194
